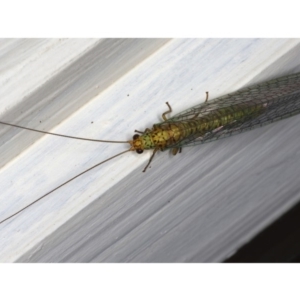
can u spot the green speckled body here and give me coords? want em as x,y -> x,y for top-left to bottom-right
131,72 -> 300,154
138,103 -> 265,151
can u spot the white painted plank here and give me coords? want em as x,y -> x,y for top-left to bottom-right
0,39 -> 300,262
0,38 -> 170,261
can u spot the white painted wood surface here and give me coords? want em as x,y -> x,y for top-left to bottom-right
0,39 -> 300,262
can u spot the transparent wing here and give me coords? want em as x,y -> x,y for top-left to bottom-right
157,72 -> 300,149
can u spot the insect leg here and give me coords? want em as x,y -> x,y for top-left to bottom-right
142,148 -> 158,172
192,92 -> 209,119
205,91 -> 209,103
134,128 -> 151,134
171,147 -> 182,155
162,102 -> 172,121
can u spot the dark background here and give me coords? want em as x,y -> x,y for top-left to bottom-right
225,200 -> 300,262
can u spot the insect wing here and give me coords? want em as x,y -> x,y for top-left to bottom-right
170,72 -> 300,121
159,72 -> 300,148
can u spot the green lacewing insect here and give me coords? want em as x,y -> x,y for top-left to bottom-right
1,72 -> 300,224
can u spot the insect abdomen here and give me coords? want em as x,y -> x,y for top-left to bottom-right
148,103 -> 266,150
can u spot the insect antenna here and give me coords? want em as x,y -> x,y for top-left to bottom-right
0,121 -> 129,143
0,148 -> 131,225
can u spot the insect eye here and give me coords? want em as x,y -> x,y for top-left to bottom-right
136,149 -> 143,154
133,134 -> 140,140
